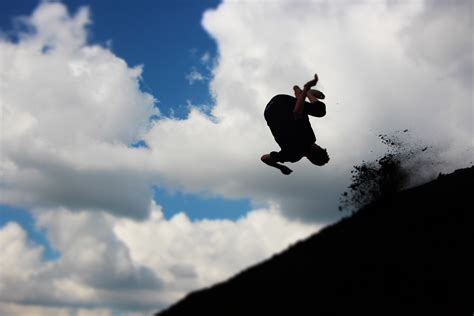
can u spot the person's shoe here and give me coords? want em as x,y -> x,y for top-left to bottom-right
280,166 -> 293,175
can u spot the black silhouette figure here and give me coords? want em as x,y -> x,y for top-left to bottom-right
261,74 -> 329,175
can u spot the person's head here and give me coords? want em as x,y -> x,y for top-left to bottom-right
306,143 -> 330,166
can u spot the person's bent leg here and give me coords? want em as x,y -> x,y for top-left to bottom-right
304,99 -> 326,117
261,154 -> 293,175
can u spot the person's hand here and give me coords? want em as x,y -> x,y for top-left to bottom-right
304,73 -> 319,89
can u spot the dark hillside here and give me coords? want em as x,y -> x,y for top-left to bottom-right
156,167 -> 473,316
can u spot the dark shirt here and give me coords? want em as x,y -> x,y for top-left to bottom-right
264,94 -> 325,163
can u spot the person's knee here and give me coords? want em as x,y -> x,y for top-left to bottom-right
306,101 -> 326,117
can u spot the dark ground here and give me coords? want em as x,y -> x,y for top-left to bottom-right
156,166 -> 473,316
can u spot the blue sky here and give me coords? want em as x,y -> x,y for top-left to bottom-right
0,0 -> 252,260
1,0 -> 220,115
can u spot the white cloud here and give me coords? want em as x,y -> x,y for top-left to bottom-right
200,51 -> 211,64
185,67 -> 207,84
0,2 -> 158,219
0,0 -> 472,314
114,202 -> 319,291
0,303 -> 115,316
3,1 -> 470,222
399,0 -> 473,88
0,303 -> 70,316
0,204 -> 319,314
0,1 -> 322,314
0,222 -> 44,282
0,212 -> 164,313
144,0 -> 472,221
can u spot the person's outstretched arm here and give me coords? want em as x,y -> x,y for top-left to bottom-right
294,74 -> 318,115
261,154 -> 292,175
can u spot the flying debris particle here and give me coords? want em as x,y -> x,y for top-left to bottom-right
339,131 -> 435,212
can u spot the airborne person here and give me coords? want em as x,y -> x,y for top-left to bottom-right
261,74 -> 329,175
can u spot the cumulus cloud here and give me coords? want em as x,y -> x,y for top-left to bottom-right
0,302 -> 93,316
3,1 -> 470,222
144,0 -> 472,221
1,3 -> 318,313
0,222 -> 44,281
399,0 -> 473,88
0,2 -> 158,218
114,203 -> 319,289
185,67 -> 207,84
0,213 -> 163,312
0,203 -> 319,314
200,51 -> 211,65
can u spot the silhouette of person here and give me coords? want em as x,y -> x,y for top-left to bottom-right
261,74 -> 329,175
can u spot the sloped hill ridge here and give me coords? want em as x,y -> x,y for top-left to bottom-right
156,167 -> 473,315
